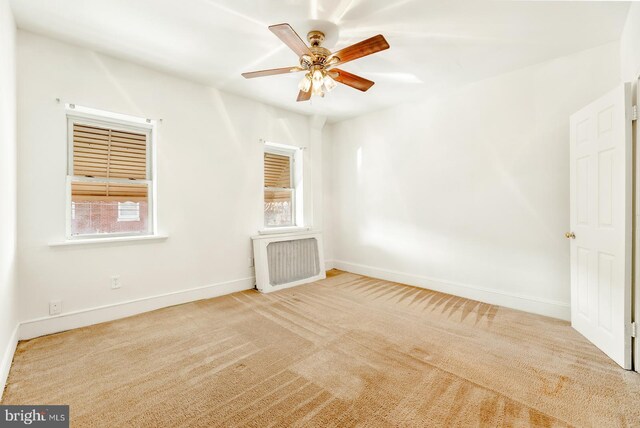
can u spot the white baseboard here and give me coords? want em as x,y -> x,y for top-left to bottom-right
332,260 -> 570,320
0,324 -> 19,401
325,260 -> 335,270
19,277 -> 256,340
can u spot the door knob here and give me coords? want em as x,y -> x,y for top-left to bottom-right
565,232 -> 576,239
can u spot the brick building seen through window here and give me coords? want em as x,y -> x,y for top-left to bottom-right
71,201 -> 148,235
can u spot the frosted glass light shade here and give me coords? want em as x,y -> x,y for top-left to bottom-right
312,69 -> 324,84
323,75 -> 337,92
298,74 -> 311,92
312,82 -> 324,97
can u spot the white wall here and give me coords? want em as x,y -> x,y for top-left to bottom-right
326,42 -> 621,319
620,3 -> 640,84
0,0 -> 18,397
321,124 -> 334,264
16,31 -> 325,338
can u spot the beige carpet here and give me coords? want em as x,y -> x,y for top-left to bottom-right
3,270 -> 640,427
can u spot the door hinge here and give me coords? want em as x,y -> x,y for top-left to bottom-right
632,322 -> 637,338
633,105 -> 638,121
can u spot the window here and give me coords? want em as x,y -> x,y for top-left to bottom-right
117,201 -> 140,222
67,109 -> 154,238
264,143 -> 301,228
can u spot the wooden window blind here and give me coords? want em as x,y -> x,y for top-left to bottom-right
71,123 -> 148,201
73,123 -> 147,180
70,182 -> 148,202
264,152 -> 291,188
264,152 -> 292,203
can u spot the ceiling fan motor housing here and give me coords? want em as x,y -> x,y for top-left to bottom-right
299,48 -> 331,69
304,30 -> 333,67
307,30 -> 325,47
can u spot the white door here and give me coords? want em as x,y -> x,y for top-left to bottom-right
569,83 -> 633,369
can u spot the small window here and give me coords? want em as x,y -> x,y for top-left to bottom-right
117,201 -> 140,222
264,143 -> 300,228
67,109 -> 154,238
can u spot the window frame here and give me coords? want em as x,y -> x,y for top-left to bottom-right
263,143 -> 299,229
66,111 -> 155,240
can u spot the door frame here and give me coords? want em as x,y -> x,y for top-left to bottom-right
635,75 -> 640,372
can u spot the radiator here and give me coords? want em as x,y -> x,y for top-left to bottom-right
252,231 -> 325,293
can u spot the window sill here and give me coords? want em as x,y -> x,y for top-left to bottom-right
258,226 -> 310,235
49,234 -> 168,247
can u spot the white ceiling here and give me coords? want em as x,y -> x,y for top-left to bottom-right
10,0 -> 630,122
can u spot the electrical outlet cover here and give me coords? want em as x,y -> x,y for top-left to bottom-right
111,276 -> 121,289
49,300 -> 61,315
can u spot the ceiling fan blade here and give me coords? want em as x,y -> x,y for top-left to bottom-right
269,23 -> 315,59
241,66 -> 303,79
330,69 -> 375,92
328,34 -> 389,67
297,89 -> 311,102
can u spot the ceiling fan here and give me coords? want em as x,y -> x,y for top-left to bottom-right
242,23 -> 390,102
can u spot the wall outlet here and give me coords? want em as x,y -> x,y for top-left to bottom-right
49,300 -> 61,316
111,275 -> 121,289
248,257 -> 254,268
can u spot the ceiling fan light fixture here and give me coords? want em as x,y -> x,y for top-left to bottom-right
312,82 -> 324,97
312,68 -> 324,85
323,74 -> 337,92
298,73 -> 312,92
